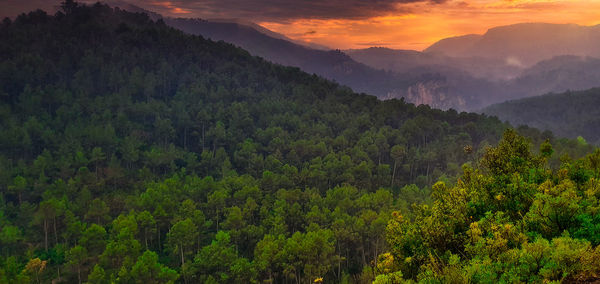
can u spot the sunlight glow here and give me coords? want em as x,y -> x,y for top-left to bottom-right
259,0 -> 600,50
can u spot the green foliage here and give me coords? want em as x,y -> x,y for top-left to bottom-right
0,2 -> 596,283
129,251 -> 179,284
381,131 -> 600,282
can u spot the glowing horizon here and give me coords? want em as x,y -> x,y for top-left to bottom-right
257,1 -> 600,50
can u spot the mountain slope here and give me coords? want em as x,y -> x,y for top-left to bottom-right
165,17 -> 415,98
223,19 -> 331,50
345,47 -> 521,80
482,88 -> 600,144
424,34 -> 481,57
425,23 -> 600,67
344,47 -> 513,110
507,55 -> 600,97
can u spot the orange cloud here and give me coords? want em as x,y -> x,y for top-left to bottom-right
151,1 -> 191,14
259,0 -> 600,50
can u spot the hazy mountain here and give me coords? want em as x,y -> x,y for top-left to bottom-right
424,34 -> 481,57
346,51 -> 600,111
425,23 -> 600,67
345,47 -> 521,80
344,47 -> 514,110
482,88 -> 600,144
345,48 -> 437,72
505,55 -> 600,99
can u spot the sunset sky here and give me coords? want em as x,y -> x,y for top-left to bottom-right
3,0 -> 600,50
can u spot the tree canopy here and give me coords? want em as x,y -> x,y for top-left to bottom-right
0,1 -> 596,283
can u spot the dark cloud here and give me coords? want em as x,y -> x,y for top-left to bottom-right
140,0 -> 447,21
0,0 -> 446,22
0,0 -> 59,18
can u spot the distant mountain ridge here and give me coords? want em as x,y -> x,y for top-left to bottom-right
345,47 -> 521,81
482,88 -> 600,144
424,34 -> 481,57
505,55 -> 600,99
425,23 -> 600,67
346,22 -> 600,111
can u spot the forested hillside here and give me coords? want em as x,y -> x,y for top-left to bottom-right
0,2 -> 595,283
483,88 -> 600,145
164,18 -> 415,100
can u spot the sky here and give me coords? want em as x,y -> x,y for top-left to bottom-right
3,0 -> 600,50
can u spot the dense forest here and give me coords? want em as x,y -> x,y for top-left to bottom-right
0,1 -> 596,283
483,87 -> 600,145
